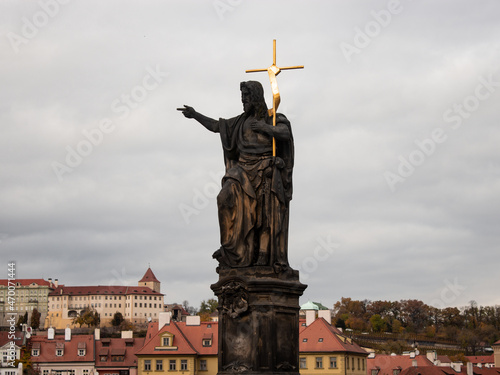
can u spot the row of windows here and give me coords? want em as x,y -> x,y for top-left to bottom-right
144,359 -> 193,371
299,356 -> 365,371
32,349 -> 86,357
51,295 -> 161,301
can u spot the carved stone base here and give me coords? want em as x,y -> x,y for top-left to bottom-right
211,266 -> 307,375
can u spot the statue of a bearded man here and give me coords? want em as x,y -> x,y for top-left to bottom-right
178,81 -> 294,272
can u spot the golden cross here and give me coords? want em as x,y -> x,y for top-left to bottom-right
246,39 -> 303,156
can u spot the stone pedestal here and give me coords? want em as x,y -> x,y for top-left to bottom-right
211,266 -> 307,375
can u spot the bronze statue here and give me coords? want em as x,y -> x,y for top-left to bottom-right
178,81 -> 294,271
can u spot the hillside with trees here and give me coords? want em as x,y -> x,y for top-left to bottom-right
332,298 -> 499,355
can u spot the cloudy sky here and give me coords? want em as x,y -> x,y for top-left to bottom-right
1,0 -> 499,312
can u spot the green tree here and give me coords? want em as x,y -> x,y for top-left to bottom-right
370,314 -> 387,332
111,312 -> 124,327
199,298 -> 218,314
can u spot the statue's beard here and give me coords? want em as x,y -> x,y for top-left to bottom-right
244,101 -> 267,119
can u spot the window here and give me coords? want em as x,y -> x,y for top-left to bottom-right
100,356 -> 107,362
43,370 -> 49,375
352,358 -> 354,370
169,360 -> 176,370
371,370 -> 379,375
316,357 -> 323,368
393,370 -> 401,375
181,360 -> 188,370
202,339 -> 211,347
318,338 -> 323,342
56,349 -> 63,356
156,360 -> 163,371
199,359 -> 207,371
363,359 -> 365,371
299,358 -> 307,369
302,338 -> 308,342
163,337 -> 171,346
144,360 -> 151,371
347,357 -> 350,369
83,370 -> 89,375
330,357 -> 337,368
32,349 -> 39,357
78,349 -> 85,356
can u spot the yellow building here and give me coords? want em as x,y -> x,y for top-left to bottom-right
299,317 -> 368,375
136,314 -> 217,375
135,312 -> 367,375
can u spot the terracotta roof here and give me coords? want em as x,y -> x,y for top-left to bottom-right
0,279 -> 51,287
95,337 -> 145,369
400,366 -> 500,375
136,321 -> 218,356
299,318 -> 367,355
139,268 -> 160,283
437,355 -> 452,364
466,356 -> 495,364
49,285 -> 163,296
368,354 -> 433,375
0,331 -> 24,347
30,334 -> 95,363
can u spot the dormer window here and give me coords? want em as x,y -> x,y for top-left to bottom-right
32,349 -> 40,357
78,342 -> 86,356
78,349 -> 86,356
162,337 -> 171,346
156,333 -> 177,350
202,333 -> 213,347
55,343 -> 64,357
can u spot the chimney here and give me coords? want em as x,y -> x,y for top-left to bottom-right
48,327 -> 55,340
54,279 -> 59,287
318,309 -> 332,324
412,360 -> 418,368
186,315 -> 201,326
121,331 -> 133,339
305,310 -> 316,326
451,363 -> 462,372
94,328 -> 100,341
65,326 -> 71,341
467,362 -> 473,375
48,278 -> 52,287
158,312 -> 171,329
427,351 -> 437,363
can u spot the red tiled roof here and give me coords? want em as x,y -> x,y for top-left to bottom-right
139,268 -> 160,283
437,355 -> 452,364
49,285 -> 163,296
0,332 -> 24,347
401,366 -> 500,375
136,321 -> 218,356
96,337 -> 145,369
466,356 -> 495,364
30,334 -> 95,363
0,279 -> 51,287
299,318 -> 367,355
368,354 -> 434,375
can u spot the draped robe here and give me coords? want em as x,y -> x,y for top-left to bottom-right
214,112 -> 294,269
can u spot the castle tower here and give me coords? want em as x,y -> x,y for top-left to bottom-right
139,267 -> 161,293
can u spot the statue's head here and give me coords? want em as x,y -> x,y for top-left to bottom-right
240,81 -> 268,118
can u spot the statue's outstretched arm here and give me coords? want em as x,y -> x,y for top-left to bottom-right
177,105 -> 220,133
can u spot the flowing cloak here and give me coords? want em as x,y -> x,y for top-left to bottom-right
215,112 -> 294,268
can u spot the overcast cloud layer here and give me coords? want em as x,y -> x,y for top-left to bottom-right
1,0 -> 499,311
